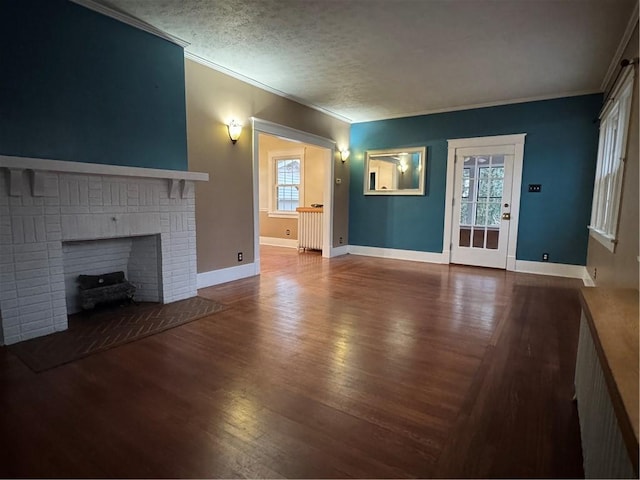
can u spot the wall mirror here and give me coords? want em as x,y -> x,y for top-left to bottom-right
364,147 -> 426,195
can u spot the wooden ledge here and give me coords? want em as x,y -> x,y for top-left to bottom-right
296,207 -> 323,213
579,287 -> 639,471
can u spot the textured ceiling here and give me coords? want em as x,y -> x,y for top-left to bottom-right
97,0 -> 635,122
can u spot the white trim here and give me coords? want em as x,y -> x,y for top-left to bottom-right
268,148 -> 305,216
589,68 -> 634,251
443,134 -> 526,271
583,268 -> 596,287
252,119 -> 337,273
252,118 -> 337,150
186,53 -> 351,123
197,263 -> 258,289
600,4 -> 639,91
267,212 -> 298,219
514,260 -> 587,279
0,155 -> 208,181
587,227 -> 617,253
330,245 -> 350,257
70,0 -> 190,48
259,236 -> 298,248
446,134 -> 527,150
361,90 -> 601,123
348,245 -> 447,264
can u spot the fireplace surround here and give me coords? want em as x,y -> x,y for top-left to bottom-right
0,156 -> 208,345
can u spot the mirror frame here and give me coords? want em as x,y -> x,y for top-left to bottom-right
364,146 -> 426,196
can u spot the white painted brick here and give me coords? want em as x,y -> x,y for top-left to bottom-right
16,276 -> 48,290
18,293 -> 51,306
47,243 -> 63,257
21,284 -> 51,298
45,206 -> 61,216
0,272 -> 15,284
15,268 -> 48,281
15,258 -> 50,272
11,217 -> 24,243
19,301 -> 52,315
13,243 -> 46,253
52,297 -> 66,308
19,309 -> 54,326
60,206 -> 91,215
11,206 -> 45,216
46,230 -> 62,241
14,250 -> 47,263
0,290 -> 18,301
2,169 -> 198,343
49,265 -> 64,275
21,325 -> 54,341
0,298 -> 18,309
4,327 -> 21,343
54,322 -> 68,332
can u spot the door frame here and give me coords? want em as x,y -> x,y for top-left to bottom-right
443,134 -> 526,271
251,118 -> 336,275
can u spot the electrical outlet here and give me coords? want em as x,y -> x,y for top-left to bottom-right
237,252 -> 243,262
285,229 -> 291,236
528,184 -> 542,193
542,252 -> 549,262
339,236 -> 343,244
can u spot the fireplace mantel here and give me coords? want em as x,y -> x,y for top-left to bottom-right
0,155 -> 208,181
0,158 -> 206,345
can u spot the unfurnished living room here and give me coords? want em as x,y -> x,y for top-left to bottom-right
1,0 -> 638,478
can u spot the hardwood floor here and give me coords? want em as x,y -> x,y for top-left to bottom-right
0,246 -> 584,478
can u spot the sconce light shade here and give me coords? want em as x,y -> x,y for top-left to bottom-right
340,149 -> 350,162
227,120 -> 242,144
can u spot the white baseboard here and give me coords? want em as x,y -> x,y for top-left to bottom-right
348,245 -> 447,264
582,268 -> 596,286
330,245 -> 349,257
259,236 -> 298,248
514,260 -> 587,279
197,262 -> 258,289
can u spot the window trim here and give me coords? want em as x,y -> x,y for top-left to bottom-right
268,148 -> 305,218
588,67 -> 635,253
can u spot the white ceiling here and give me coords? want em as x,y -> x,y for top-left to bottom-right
96,0 -> 636,123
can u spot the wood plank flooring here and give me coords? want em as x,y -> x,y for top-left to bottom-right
0,246 -> 584,478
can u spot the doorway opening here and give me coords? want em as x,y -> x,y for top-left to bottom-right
443,134 -> 526,270
252,118 -> 336,275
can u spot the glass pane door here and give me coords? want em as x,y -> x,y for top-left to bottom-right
458,155 -> 505,250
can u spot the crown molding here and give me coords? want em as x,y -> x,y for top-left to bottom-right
356,89 -> 602,123
70,0 -> 190,48
184,51 -> 352,124
600,1 -> 639,91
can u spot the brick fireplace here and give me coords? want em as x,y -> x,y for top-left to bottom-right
0,156 -> 208,345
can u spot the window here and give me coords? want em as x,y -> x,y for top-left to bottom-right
460,159 -> 504,227
268,149 -> 304,217
589,68 -> 634,252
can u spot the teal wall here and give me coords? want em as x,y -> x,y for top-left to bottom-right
349,94 -> 602,265
1,0 -> 188,170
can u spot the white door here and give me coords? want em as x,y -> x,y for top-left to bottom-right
450,145 -> 515,269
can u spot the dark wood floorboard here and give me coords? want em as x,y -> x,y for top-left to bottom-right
0,246 -> 584,478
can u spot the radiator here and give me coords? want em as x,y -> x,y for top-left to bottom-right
297,207 -> 323,251
574,313 -> 636,479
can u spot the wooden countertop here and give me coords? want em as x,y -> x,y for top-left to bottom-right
579,287 -> 639,469
296,207 -> 323,213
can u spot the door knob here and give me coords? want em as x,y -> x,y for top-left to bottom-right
502,212 -> 511,220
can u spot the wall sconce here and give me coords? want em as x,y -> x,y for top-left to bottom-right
227,120 -> 242,144
340,149 -> 350,162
